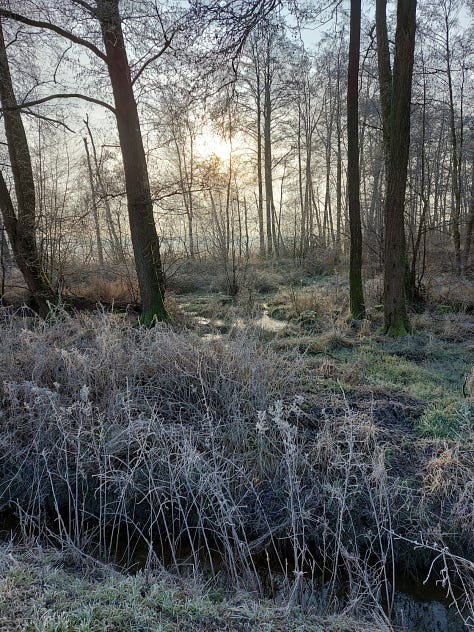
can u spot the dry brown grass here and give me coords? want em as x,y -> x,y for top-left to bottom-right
425,273 -> 474,311
464,366 -> 474,399
73,275 -> 136,303
422,444 -> 470,495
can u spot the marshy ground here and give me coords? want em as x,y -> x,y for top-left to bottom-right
0,260 -> 473,631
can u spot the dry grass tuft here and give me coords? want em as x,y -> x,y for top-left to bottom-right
73,276 -> 135,304
412,310 -> 474,343
422,444 -> 470,495
464,366 -> 474,399
425,273 -> 474,311
0,543 -> 392,632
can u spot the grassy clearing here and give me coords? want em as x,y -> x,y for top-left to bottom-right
216,273 -> 473,443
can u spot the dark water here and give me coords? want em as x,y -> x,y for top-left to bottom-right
392,590 -> 467,632
109,534 -> 470,632
268,572 -> 469,632
1,514 -> 470,631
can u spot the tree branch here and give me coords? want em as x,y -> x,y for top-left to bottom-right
0,9 -> 107,62
132,38 -> 172,85
23,109 -> 76,133
131,7 -> 179,86
69,0 -> 96,15
1,93 -> 116,115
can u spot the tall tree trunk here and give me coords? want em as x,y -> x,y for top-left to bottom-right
96,0 -> 167,324
0,222 -> 10,297
83,137 -> 105,266
298,106 -> 306,257
172,121 -> 195,259
256,71 -> 265,257
84,117 -> 123,262
383,0 -> 416,336
408,64 -> 429,301
336,105 -> 343,258
243,195 -> 250,259
375,0 -> 392,177
0,18 -> 55,317
347,0 -> 366,319
463,155 -> 474,273
304,141 -> 313,252
335,41 -> 343,258
263,57 -> 275,257
188,130 -> 195,259
444,6 -> 463,275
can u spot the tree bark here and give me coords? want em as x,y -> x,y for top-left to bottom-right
347,0 -> 366,319
383,0 -> 416,336
375,0 -> 393,178
96,0 -> 167,324
255,63 -> 265,257
0,17 -> 55,317
83,137 -> 105,266
263,33 -> 276,257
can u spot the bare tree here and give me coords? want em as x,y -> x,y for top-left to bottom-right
0,17 -> 56,317
439,0 -> 466,275
84,117 -> 123,263
347,0 -> 365,319
379,0 -> 417,335
83,136 -> 105,267
0,1 -> 172,323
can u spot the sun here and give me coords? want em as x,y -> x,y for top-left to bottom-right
195,130 -> 232,162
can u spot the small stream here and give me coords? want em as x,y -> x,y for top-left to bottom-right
273,574 -> 467,632
104,533 -> 469,632
193,303 -> 288,339
392,589 -> 467,632
1,494 -> 471,631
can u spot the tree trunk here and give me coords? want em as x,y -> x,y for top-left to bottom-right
304,141 -> 313,252
444,6 -> 462,275
96,0 -> 167,324
0,18 -> 55,317
336,100 -> 342,259
347,0 -> 366,319
298,106 -> 306,257
383,0 -> 416,336
85,118 -> 123,262
256,71 -> 265,257
375,0 -> 392,177
407,67 -> 429,302
83,137 -> 105,266
323,91 -> 334,247
263,38 -> 275,257
463,155 -> 474,273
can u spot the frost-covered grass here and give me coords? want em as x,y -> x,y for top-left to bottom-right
0,297 -> 473,629
0,544 -> 393,632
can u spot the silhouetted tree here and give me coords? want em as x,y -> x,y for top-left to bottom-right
0,17 -> 56,317
347,0 -> 365,319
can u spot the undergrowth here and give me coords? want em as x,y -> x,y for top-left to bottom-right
0,306 -> 472,630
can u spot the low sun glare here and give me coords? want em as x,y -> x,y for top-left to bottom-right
195,131 -> 232,162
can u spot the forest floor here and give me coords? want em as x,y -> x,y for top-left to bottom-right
0,260 -> 473,631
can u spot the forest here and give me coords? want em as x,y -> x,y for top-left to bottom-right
0,1 -> 473,631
